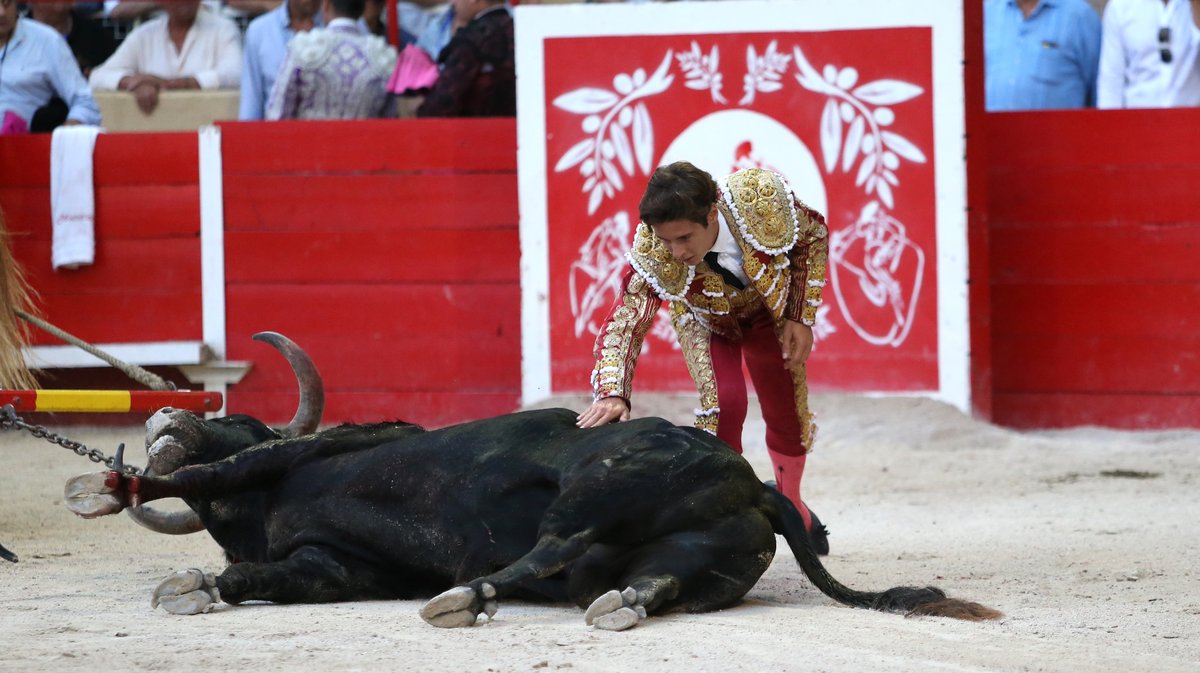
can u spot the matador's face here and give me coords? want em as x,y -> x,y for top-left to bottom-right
648,205 -> 720,268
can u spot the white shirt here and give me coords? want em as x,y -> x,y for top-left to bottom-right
89,7 -> 243,90
706,210 -> 752,288
1098,0 -> 1200,107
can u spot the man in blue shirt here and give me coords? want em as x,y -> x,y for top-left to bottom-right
0,0 -> 101,132
984,0 -> 1103,111
240,0 -> 322,120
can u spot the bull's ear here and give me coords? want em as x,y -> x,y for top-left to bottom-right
252,332 -> 324,437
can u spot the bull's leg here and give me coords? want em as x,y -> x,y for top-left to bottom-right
420,526 -> 599,628
576,510 -> 777,631
151,545 -> 373,615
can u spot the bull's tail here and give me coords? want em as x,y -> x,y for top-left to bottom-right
763,487 -> 1002,621
0,207 -> 38,390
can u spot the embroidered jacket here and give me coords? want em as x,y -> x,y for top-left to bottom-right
590,169 -> 829,418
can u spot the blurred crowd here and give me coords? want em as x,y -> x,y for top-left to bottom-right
985,0 -> 1200,110
0,0 -> 518,132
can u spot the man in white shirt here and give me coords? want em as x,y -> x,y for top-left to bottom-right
1098,0 -> 1200,107
89,0 -> 242,114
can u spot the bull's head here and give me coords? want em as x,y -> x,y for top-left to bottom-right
126,332 -> 324,534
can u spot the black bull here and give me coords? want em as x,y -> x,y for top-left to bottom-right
65,333 -> 1000,630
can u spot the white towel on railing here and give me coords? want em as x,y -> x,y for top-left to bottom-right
50,125 -> 103,270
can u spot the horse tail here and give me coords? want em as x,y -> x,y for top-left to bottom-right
0,207 -> 39,390
763,486 -> 1002,621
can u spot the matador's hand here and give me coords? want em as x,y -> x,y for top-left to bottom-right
576,397 -> 630,428
781,320 -> 814,372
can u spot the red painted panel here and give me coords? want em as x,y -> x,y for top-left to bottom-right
993,392 -> 1200,430
225,229 -> 519,284
993,334 -> 1200,394
0,135 -> 51,187
987,109 -> 1200,428
227,390 -> 521,429
989,222 -> 1200,283
989,165 -> 1200,229
93,133 -> 198,186
1,185 -> 199,240
964,0 -> 993,420
219,119 -> 517,174
222,174 -> 517,232
0,188 -> 51,230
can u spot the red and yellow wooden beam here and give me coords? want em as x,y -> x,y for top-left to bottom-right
0,390 -> 222,414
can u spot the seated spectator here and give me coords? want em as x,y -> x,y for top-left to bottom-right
265,0 -> 396,119
416,0 -> 513,117
89,0 -> 243,115
28,1 -> 119,131
30,2 -> 119,78
0,0 -> 101,133
413,1 -> 456,62
984,0 -> 1101,110
1098,0 -> 1200,107
240,0 -> 322,120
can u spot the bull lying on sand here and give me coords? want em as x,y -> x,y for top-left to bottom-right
65,332 -> 1000,630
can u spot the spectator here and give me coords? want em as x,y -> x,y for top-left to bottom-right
416,0 -> 513,117
984,0 -> 1102,110
89,1 -> 242,115
0,0 -> 101,133
1098,0 -> 1200,107
28,1 -> 118,131
30,2 -> 119,78
410,0 -> 455,59
239,0 -> 321,120
265,0 -> 396,119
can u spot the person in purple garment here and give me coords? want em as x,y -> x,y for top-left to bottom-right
265,0 -> 397,119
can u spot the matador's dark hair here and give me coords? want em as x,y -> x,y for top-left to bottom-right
330,0 -> 367,19
638,161 -> 719,227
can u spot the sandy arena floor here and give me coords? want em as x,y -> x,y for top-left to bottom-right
1,393 -> 1197,673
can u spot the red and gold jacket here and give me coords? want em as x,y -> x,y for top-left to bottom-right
590,168 -> 829,432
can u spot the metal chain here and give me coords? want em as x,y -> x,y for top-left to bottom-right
0,404 -> 141,475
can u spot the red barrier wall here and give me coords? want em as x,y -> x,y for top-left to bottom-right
0,120 -> 520,429
985,109 -> 1200,429
0,133 -> 202,346
4,110 -> 1198,430
218,120 -> 520,427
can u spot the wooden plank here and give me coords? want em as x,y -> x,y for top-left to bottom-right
92,133 -> 198,185
224,229 -> 519,283
993,392 -> 1200,430
11,238 -> 201,295
225,284 -> 518,343
987,109 -> 1200,168
991,283 -> 1200,337
0,136 -> 51,187
222,174 -> 517,232
0,390 -> 220,414
226,390 -> 521,429
21,293 -> 202,346
992,334 -> 1200,394
989,221 -> 1200,283
230,333 -> 519,392
988,165 -> 1200,228
218,119 -> 517,174
4,186 -> 200,241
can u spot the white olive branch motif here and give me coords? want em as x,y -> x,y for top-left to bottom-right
793,46 -> 926,209
553,52 -> 675,215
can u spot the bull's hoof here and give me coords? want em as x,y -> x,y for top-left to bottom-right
152,569 -> 221,615
420,583 -> 497,628
64,472 -> 125,518
585,587 -> 646,631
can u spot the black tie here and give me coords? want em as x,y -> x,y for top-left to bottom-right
704,251 -> 745,290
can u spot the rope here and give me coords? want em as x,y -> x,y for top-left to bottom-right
15,309 -> 176,392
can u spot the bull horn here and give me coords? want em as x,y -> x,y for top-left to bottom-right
252,331 -> 324,438
125,466 -> 206,535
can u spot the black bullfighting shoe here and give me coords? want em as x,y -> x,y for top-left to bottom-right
764,480 -> 830,556
807,508 -> 830,557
